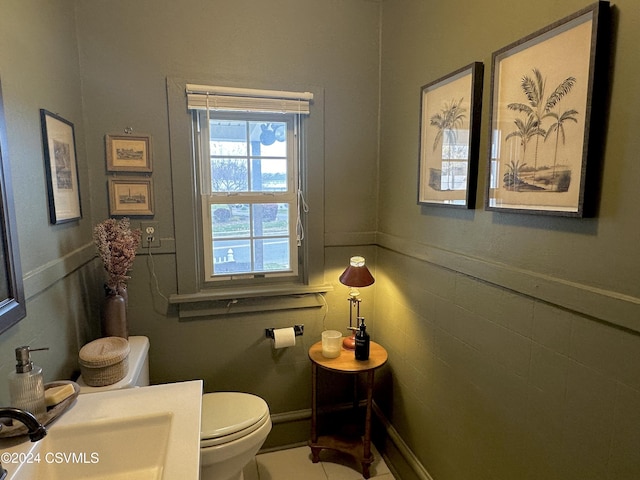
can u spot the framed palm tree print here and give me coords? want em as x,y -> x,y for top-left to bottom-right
485,1 -> 610,216
418,62 -> 483,208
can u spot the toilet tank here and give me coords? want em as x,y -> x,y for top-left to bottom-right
76,336 -> 150,394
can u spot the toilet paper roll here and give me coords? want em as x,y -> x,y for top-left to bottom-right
273,327 -> 296,349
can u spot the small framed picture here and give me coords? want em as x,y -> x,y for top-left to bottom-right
108,178 -> 154,216
418,62 -> 483,208
105,134 -> 152,172
40,109 -> 82,224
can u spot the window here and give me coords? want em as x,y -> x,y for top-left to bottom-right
187,84 -> 313,284
196,113 -> 299,280
167,79 -> 327,308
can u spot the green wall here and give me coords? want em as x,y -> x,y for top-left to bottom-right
73,0 -> 381,424
0,0 -> 102,404
375,0 -> 640,479
0,0 -> 382,442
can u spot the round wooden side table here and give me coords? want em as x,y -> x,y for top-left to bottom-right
308,340 -> 388,479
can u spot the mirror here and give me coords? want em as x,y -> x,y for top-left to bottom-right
0,79 -> 26,333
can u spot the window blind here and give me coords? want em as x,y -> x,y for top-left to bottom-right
186,84 -> 313,114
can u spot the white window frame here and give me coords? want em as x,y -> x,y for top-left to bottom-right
195,111 -> 300,282
167,78 -> 329,312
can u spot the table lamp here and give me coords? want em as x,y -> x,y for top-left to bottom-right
339,256 -> 375,349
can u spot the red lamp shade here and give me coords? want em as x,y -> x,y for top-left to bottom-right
339,256 -> 375,288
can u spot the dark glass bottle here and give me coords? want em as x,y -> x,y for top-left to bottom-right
354,317 -> 370,360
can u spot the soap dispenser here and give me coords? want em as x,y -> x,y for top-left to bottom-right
354,317 -> 370,361
8,346 -> 49,417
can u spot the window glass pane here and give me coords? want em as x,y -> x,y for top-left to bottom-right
253,238 -> 290,272
212,204 -> 250,238
211,158 -> 248,192
202,113 -> 297,279
210,120 -> 247,156
250,159 -> 287,192
252,204 -> 289,237
211,202 -> 292,276
250,122 -> 287,155
212,239 -> 252,275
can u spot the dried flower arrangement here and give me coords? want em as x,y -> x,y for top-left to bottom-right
93,218 -> 141,291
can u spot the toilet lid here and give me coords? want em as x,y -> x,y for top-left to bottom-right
201,392 -> 270,445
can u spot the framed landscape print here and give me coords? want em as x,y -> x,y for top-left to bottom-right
108,178 -> 154,216
485,1 -> 609,216
418,62 -> 483,208
106,133 -> 152,172
40,109 -> 82,224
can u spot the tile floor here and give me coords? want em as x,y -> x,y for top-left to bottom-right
243,444 -> 396,480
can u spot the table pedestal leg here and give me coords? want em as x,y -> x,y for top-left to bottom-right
310,362 -> 321,463
361,370 -> 375,478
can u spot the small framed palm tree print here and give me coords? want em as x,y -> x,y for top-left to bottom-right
418,62 -> 483,208
485,1 -> 610,216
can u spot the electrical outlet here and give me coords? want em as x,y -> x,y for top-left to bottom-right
140,221 -> 160,248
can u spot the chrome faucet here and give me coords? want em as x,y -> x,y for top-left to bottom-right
0,407 -> 47,479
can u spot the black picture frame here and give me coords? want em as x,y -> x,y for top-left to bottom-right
418,62 -> 483,208
485,1 -> 610,216
40,109 -> 82,224
0,80 -> 26,334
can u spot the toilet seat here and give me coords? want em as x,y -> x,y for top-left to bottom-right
201,392 -> 270,448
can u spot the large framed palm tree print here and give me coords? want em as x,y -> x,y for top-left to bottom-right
418,62 -> 483,208
485,1 -> 610,216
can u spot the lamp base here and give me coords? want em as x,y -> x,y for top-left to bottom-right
342,333 -> 356,350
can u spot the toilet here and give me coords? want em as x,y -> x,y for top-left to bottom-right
77,336 -> 272,480
76,336 -> 150,392
200,392 -> 271,480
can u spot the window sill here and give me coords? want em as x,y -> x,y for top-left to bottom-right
169,283 -> 333,319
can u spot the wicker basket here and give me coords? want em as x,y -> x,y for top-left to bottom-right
79,337 -> 130,387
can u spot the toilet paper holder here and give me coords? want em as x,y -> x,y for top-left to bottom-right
265,325 -> 304,339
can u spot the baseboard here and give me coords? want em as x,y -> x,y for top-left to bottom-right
372,401 -> 433,480
261,407 -> 311,451
260,401 -> 433,480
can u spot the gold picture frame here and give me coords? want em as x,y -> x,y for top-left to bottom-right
108,177 -> 154,216
105,134 -> 152,172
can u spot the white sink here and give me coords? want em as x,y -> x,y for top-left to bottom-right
13,413 -> 172,479
0,381 -> 202,480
